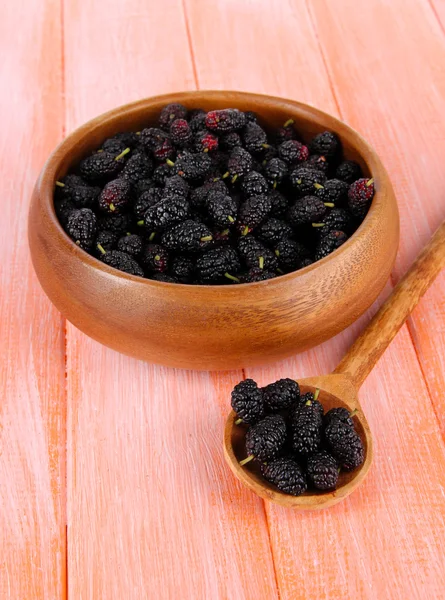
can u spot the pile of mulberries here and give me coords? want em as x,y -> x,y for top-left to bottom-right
55,104 -> 374,283
231,378 -> 365,496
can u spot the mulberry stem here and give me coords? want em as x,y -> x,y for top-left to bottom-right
115,147 -> 130,161
148,232 -> 156,241
109,203 -> 116,212
200,235 -> 212,242
55,181 -> 65,188
97,244 -> 106,255
324,202 -> 335,208
224,273 -> 240,283
283,119 -> 294,127
314,388 -> 320,401
235,418 -> 243,425
166,158 -> 175,167
240,455 -> 254,466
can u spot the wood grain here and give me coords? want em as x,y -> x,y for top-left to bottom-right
63,2 -> 278,598
184,0 -> 445,597
0,0 -> 66,598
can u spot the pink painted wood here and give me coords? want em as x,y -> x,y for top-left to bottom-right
1,0 -> 445,598
0,0 -> 66,598
63,2 -> 277,598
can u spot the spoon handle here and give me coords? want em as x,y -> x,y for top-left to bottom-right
334,221 -> 445,388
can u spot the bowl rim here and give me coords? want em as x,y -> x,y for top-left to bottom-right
36,90 -> 391,291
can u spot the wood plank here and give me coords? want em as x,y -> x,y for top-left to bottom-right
0,0 -> 66,598
305,0 -> 445,434
63,1 -> 278,598
185,0 -> 445,597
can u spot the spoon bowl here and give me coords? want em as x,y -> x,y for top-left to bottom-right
223,222 -> 445,508
224,375 -> 373,509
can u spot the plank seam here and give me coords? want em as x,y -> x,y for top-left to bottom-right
60,0 -> 68,597
181,0 -> 200,89
262,504 -> 282,600
427,0 -> 445,37
303,0 -> 343,118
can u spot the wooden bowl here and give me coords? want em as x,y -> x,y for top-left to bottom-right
28,91 -> 399,371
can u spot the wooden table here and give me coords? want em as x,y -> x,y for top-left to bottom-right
1,1 -> 445,598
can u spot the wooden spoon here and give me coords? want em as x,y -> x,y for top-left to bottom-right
224,221 -> 445,509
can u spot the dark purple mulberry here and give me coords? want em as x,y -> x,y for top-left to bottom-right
261,457 -> 307,496
238,236 -> 278,271
231,379 -> 265,425
242,122 -> 268,153
289,167 -> 326,197
244,415 -> 287,463
170,119 -> 192,147
309,131 -> 341,159
287,196 -> 327,227
143,197 -> 190,232
241,171 -> 269,197
205,109 -> 246,133
262,378 -> 300,412
335,160 -> 363,183
161,220 -> 213,253
98,178 -> 131,213
141,244 -> 169,273
196,246 -> 241,284
159,103 -> 188,130
117,234 -> 143,257
238,194 -> 272,233
256,218 -> 294,247
79,151 -> 126,184
315,230 -> 348,261
101,250 -> 144,277
66,208 -> 97,250
307,451 -> 339,491
278,140 -> 309,165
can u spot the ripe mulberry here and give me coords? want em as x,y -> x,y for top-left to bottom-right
325,418 -> 365,471
307,451 -> 339,490
261,457 -> 307,495
262,378 -> 300,412
98,178 -> 131,213
231,379 -> 265,425
66,208 -> 97,250
101,250 -> 144,277
243,415 -> 287,463
161,220 -> 213,253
